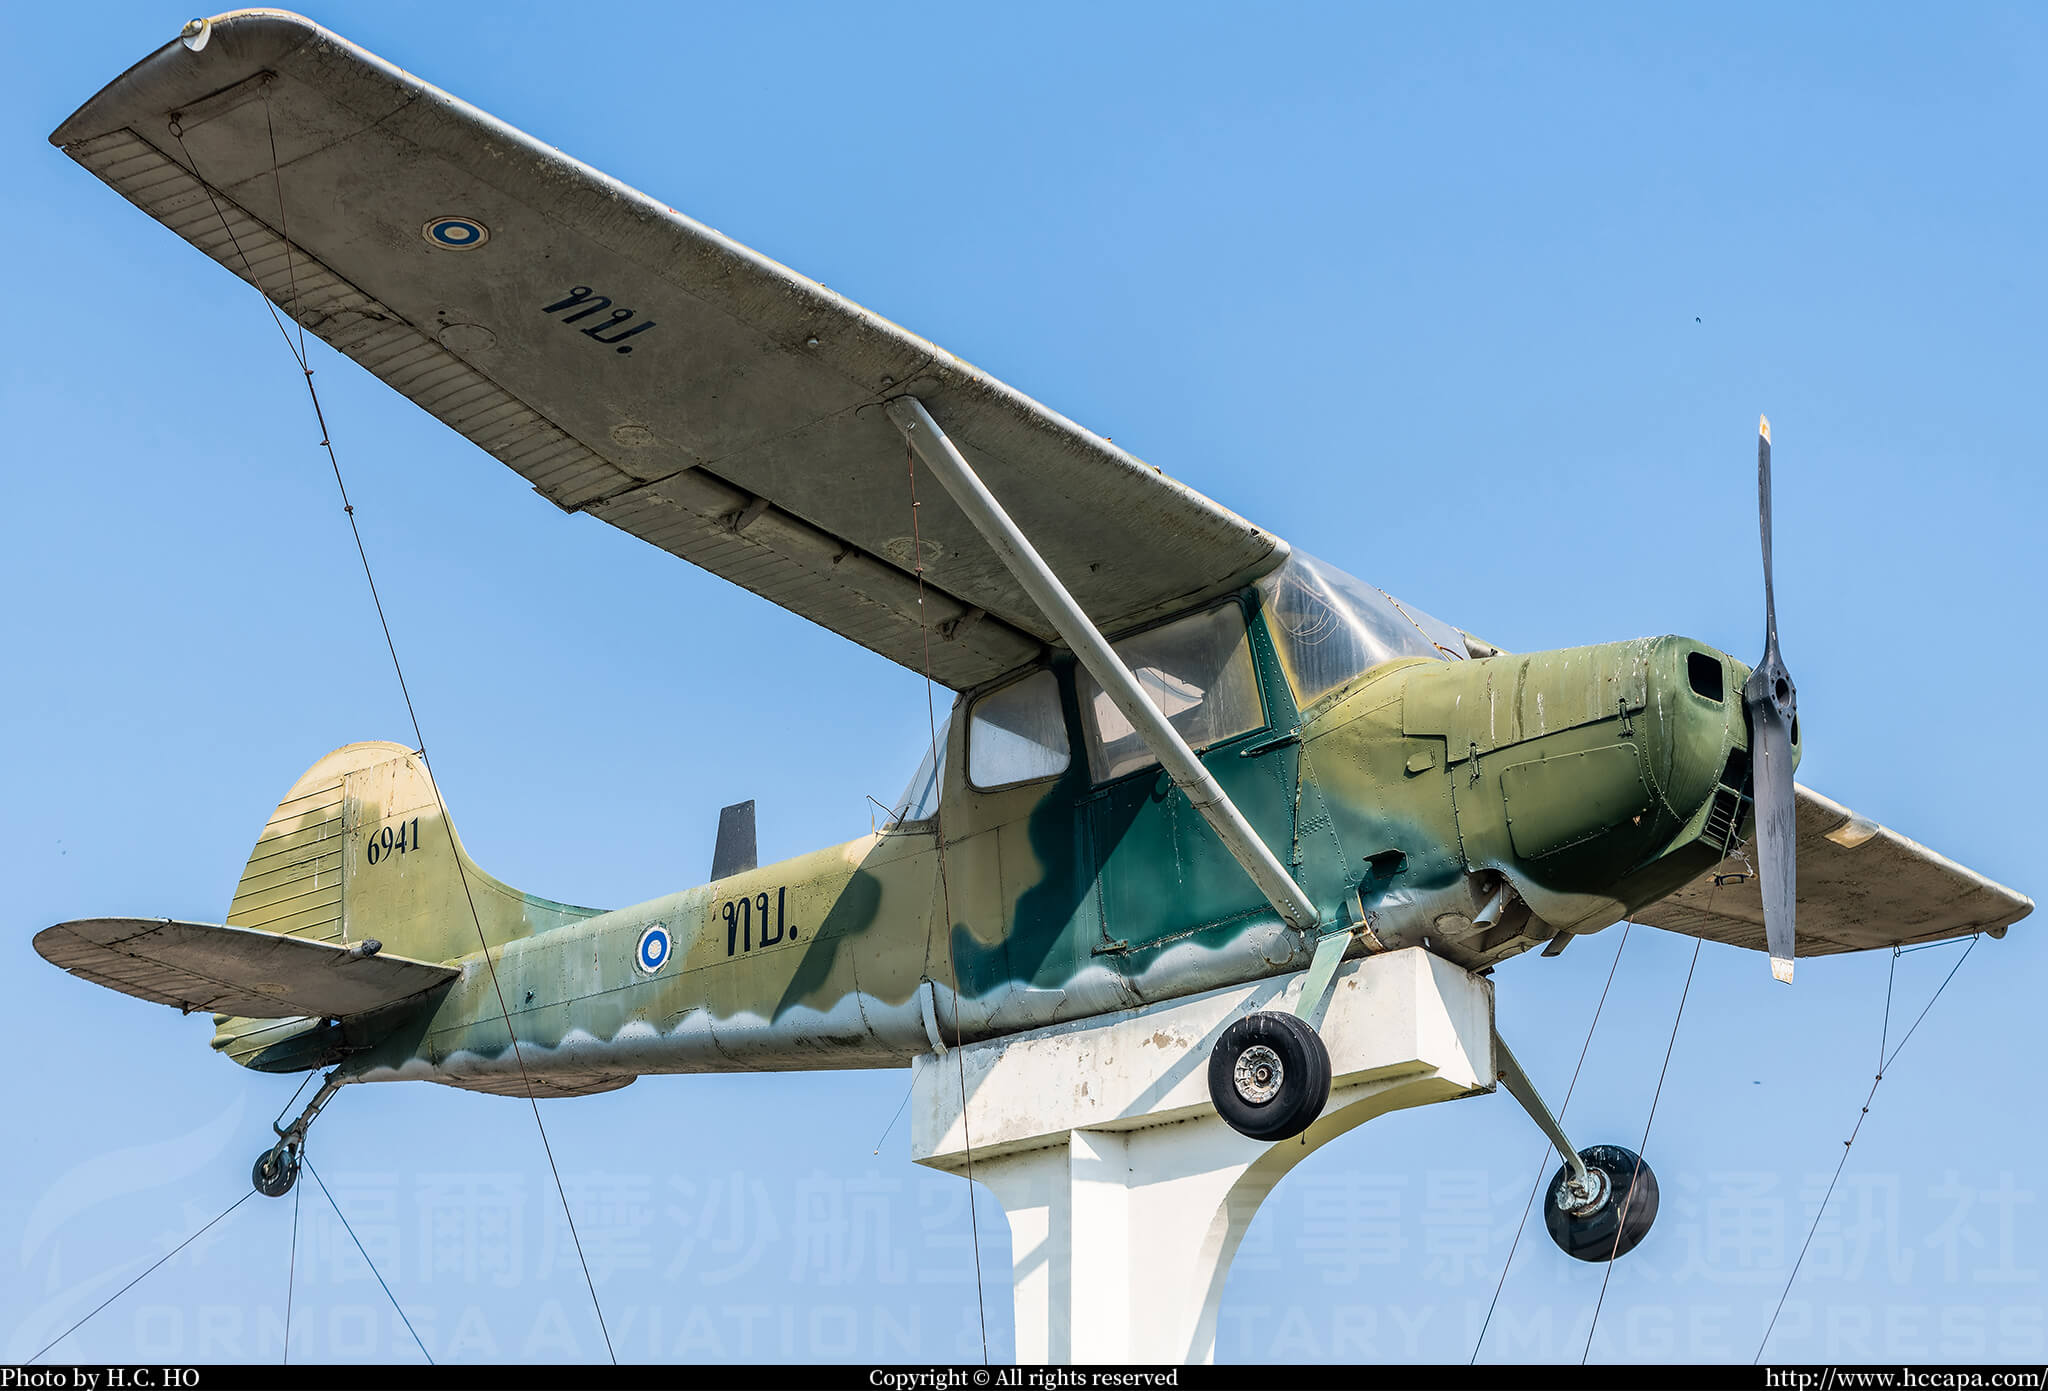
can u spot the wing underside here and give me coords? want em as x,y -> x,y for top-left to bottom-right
52,11 -> 1286,690
1634,784 -> 2032,956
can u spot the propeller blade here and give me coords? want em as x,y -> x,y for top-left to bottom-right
1757,415 -> 1778,658
1750,696 -> 1797,981
1742,414 -> 1798,982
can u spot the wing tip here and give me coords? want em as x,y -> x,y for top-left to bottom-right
49,9 -> 328,148
1770,955 -> 1795,984
1758,413 -> 1772,444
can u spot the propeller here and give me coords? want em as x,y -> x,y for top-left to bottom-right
1743,415 -> 1798,982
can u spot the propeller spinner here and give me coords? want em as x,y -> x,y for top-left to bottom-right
1744,415 -> 1799,982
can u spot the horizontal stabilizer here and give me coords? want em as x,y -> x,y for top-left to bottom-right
1635,785 -> 2032,956
34,917 -> 458,1019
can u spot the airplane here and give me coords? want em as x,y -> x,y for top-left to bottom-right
35,9 -> 2031,1274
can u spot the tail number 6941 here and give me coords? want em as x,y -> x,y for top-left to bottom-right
365,818 -> 420,867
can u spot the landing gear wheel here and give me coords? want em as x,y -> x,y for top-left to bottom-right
1208,1010 -> 1332,1142
1544,1143 -> 1658,1261
252,1143 -> 300,1199
253,1070 -> 346,1199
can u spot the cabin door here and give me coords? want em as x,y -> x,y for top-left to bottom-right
1081,600 -> 1301,957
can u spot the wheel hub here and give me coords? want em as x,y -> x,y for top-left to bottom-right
1553,1162 -> 1611,1218
252,1142 -> 301,1199
1234,1045 -> 1284,1104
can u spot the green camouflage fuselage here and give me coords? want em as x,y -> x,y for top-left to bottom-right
214,583 -> 1776,1097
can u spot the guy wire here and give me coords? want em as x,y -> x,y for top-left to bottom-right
1469,921 -> 1634,1362
872,1074 -> 916,1157
1755,935 -> 1979,1362
30,1189 -> 257,1362
305,1158 -> 435,1364
905,434 -> 991,1364
271,1070 -> 316,1133
1582,937 -> 1702,1363
172,99 -> 615,1363
283,1170 -> 301,1365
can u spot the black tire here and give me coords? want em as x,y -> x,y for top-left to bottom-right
252,1144 -> 300,1199
1207,1010 -> 1333,1141
1543,1143 -> 1658,1262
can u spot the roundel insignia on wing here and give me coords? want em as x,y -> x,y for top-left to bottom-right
422,215 -> 490,251
635,924 -> 672,974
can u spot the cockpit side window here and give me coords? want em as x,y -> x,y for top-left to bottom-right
1077,604 -> 1264,782
968,670 -> 1071,790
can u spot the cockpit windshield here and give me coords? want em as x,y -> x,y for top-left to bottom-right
882,553 -> 1460,820
1257,551 -> 1468,709
887,717 -> 950,824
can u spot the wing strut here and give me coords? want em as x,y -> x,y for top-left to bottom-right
886,396 -> 1321,935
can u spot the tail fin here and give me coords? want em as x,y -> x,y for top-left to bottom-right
227,740 -> 602,966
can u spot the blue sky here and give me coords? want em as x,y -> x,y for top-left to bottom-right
4,1 -> 2043,1366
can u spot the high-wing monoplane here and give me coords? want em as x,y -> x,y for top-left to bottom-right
37,11 -> 2032,1276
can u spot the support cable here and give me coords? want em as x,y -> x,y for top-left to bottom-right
271,1071 -> 317,1133
1470,922 -> 1634,1362
170,95 -> 616,1364
304,1158 -> 434,1364
30,1190 -> 256,1362
871,1075 -> 916,1157
1754,935 -> 1979,1363
904,437 -> 991,1364
1878,946 -> 1898,1074
1582,938 -> 1703,1364
283,1174 -> 302,1365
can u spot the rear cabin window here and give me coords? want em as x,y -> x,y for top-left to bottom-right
1078,605 -> 1264,782
968,671 -> 1071,789
888,716 -> 950,824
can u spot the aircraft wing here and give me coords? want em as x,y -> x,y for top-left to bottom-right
34,917 -> 458,1019
1634,784 -> 2033,956
51,11 -> 1286,690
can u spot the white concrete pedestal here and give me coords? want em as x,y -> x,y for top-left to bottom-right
911,947 -> 1495,1364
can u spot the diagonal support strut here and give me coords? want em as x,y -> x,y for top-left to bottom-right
885,396 -> 1321,935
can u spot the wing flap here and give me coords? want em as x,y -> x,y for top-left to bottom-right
1634,785 -> 2032,956
34,917 -> 458,1019
53,13 -> 1286,688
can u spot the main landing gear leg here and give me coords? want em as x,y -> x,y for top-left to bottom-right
252,1070 -> 349,1199
1493,1028 -> 1659,1261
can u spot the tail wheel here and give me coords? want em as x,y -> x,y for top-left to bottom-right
252,1143 -> 301,1199
1544,1143 -> 1659,1261
1208,1011 -> 1332,1142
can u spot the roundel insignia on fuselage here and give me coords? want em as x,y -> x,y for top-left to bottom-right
635,924 -> 671,975
422,215 -> 490,251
